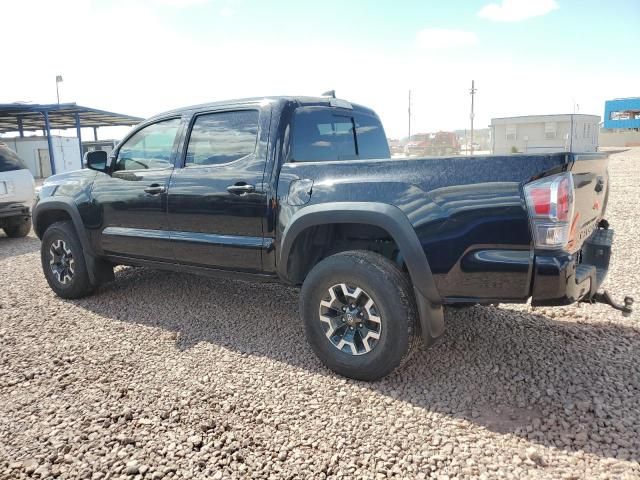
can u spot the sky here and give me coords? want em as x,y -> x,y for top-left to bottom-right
2,0 -> 639,139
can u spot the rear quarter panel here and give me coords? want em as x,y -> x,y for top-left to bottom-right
275,154 -> 569,302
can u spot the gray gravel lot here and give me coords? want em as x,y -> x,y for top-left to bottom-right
1,149 -> 639,479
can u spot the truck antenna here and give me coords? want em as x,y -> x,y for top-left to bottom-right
322,90 -> 336,98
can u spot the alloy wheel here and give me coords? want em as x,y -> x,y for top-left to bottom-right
318,283 -> 382,355
49,239 -> 75,285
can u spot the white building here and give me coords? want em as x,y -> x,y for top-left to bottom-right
491,114 -> 600,154
1,136 -> 81,178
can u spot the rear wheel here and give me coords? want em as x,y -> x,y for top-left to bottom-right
3,218 -> 31,238
300,250 -> 418,381
41,221 -> 95,299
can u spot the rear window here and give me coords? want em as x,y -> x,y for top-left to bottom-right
291,108 -> 389,162
0,145 -> 28,172
354,112 -> 391,160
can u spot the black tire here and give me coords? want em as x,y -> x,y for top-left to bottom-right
300,250 -> 418,381
41,221 -> 95,299
3,218 -> 31,238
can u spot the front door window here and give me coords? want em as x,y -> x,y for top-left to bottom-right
115,118 -> 181,171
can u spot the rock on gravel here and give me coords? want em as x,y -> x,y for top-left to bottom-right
1,149 -> 639,479
125,460 -> 139,475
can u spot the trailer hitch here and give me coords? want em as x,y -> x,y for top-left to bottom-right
586,291 -> 634,317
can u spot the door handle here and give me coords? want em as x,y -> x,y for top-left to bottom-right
144,184 -> 166,195
227,183 -> 255,194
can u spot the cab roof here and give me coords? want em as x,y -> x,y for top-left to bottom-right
148,96 -> 378,121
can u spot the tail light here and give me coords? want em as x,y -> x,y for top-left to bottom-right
524,172 -> 574,249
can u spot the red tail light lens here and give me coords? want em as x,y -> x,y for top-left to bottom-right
524,172 -> 574,249
529,188 -> 551,215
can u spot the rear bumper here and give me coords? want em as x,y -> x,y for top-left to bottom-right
0,202 -> 31,220
531,228 -> 613,306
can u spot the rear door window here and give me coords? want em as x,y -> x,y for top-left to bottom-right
291,107 -> 389,162
0,145 -> 28,172
185,110 -> 259,166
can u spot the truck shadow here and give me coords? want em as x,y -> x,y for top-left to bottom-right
78,266 -> 640,463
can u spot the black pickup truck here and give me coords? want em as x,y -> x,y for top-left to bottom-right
33,95 -> 632,380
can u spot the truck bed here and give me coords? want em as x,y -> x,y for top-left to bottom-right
279,152 -> 609,303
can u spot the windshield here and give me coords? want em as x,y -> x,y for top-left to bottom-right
0,145 -> 28,172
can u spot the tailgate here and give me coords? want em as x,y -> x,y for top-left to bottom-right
0,169 -> 35,204
567,153 -> 609,252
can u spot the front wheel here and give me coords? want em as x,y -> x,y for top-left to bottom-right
300,250 -> 418,381
41,221 -> 95,299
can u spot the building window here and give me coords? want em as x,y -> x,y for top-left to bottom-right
610,110 -> 633,121
544,122 -> 557,139
506,125 -> 516,140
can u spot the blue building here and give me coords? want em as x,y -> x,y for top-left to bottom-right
603,97 -> 640,130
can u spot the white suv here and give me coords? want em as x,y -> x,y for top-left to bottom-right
0,143 -> 35,237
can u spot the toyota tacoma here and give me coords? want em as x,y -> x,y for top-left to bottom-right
33,95 -> 632,380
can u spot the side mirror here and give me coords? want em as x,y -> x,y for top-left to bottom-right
84,150 -> 109,172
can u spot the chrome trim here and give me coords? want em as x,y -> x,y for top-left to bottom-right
102,227 -> 170,240
102,227 -> 271,249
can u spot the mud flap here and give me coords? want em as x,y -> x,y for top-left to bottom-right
85,254 -> 115,287
414,287 -> 445,346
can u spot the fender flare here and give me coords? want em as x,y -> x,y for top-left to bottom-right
279,202 -> 445,342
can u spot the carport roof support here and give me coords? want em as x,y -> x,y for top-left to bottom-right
0,103 -> 143,176
0,103 -> 143,133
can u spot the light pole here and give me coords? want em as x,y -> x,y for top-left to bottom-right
56,75 -> 63,105
408,90 -> 412,141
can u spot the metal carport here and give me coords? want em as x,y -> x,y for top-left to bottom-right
0,103 -> 143,175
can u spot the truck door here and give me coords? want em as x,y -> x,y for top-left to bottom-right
167,107 -> 270,273
90,117 -> 182,261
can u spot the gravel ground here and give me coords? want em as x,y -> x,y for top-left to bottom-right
1,149 -> 639,480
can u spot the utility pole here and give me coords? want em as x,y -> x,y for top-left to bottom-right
469,80 -> 477,156
408,90 -> 412,141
